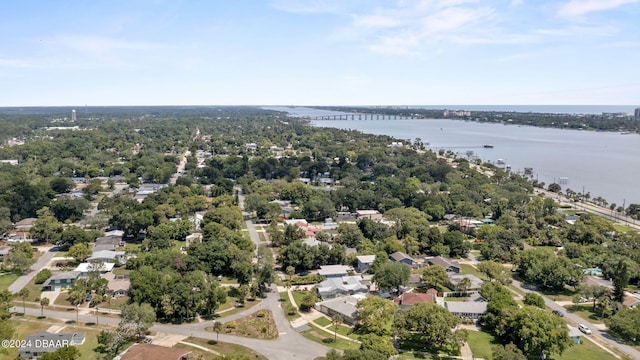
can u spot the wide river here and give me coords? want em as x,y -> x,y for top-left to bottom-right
265,106 -> 640,206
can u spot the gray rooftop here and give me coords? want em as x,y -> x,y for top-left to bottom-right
444,301 -> 488,315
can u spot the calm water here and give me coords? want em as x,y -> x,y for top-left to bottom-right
265,106 -> 640,206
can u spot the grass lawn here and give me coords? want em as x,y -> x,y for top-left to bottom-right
314,316 -> 332,327
214,298 -> 261,318
398,333 -> 460,356
0,272 -> 18,291
208,310 -> 277,339
564,304 -> 608,324
539,287 -> 577,302
65,326 -> 102,360
102,296 -> 130,310
1,319 -> 53,358
171,240 -> 186,252
22,276 -> 44,302
466,330 -> 499,359
550,338 -> 617,360
301,323 -> 360,351
465,329 -> 617,360
112,267 -> 130,276
279,292 -> 300,321
459,264 -> 487,280
614,224 -> 635,233
175,337 -> 268,360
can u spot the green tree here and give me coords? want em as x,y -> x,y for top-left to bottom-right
356,296 -> 398,335
285,265 -> 295,280
68,243 -> 91,264
120,302 -> 157,338
455,277 -> 472,292
492,343 -> 526,360
30,206 -> 63,243
606,306 -> 640,343
40,297 -> 50,317
477,260 -> 511,285
6,242 -> 34,274
213,320 -> 223,342
299,291 -> 319,312
18,288 -> 30,314
373,261 -> 411,294
523,292 -> 545,308
39,345 -> 80,360
332,314 -> 343,343
612,259 -> 630,303
510,306 -> 571,356
358,333 -> 397,357
394,302 -> 465,352
421,265 -> 449,290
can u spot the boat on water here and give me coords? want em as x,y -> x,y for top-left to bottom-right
483,144 -> 494,148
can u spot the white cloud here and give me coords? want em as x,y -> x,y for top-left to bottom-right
558,0 -> 640,17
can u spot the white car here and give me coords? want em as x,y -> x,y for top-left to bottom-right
579,324 -> 592,334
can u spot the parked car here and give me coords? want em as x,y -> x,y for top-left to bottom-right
552,310 -> 564,317
579,324 -> 592,334
143,337 -> 152,344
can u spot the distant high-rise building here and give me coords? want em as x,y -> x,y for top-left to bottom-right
635,107 -> 640,119
71,109 -> 76,122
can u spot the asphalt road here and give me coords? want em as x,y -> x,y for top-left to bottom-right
511,279 -> 640,359
13,283 -> 329,360
8,246 -> 57,293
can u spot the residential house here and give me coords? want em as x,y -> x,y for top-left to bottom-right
86,250 -> 126,264
120,343 -> 191,360
185,233 -> 202,247
318,265 -> 353,278
104,230 -> 124,238
315,295 -> 362,325
389,252 -> 414,266
356,255 -> 376,273
444,300 -> 488,319
13,218 -> 37,232
568,325 -> 582,344
448,274 -> 483,291
74,262 -> 115,277
394,290 -> 437,309
42,271 -> 81,291
425,256 -> 461,273
19,331 -> 85,358
623,295 -> 640,308
0,246 -> 10,261
316,276 -> 369,300
355,210 -> 383,221
94,236 -> 122,252
102,272 -> 130,297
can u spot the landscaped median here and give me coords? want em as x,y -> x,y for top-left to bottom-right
204,310 -> 278,339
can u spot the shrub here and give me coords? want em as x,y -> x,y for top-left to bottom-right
35,269 -> 52,284
256,311 -> 265,318
290,274 -> 323,285
225,322 -> 236,329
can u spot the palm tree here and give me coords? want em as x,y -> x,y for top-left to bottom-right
331,314 -> 343,343
39,297 -> 50,317
18,288 -> 30,314
67,290 -> 84,323
213,321 -> 223,342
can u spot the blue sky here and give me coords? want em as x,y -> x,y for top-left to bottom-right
1,0 -> 639,106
